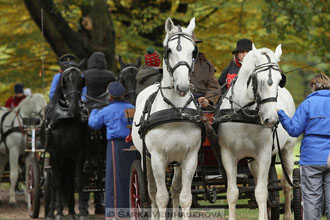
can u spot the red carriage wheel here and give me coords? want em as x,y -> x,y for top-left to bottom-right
26,156 -> 41,218
129,160 -> 149,220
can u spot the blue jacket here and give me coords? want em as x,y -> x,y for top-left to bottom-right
49,72 -> 87,101
88,101 -> 135,140
278,90 -> 330,165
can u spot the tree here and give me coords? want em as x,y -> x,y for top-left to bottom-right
24,0 -> 116,73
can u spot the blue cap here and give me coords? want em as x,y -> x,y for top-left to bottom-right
108,82 -> 126,98
14,83 -> 24,94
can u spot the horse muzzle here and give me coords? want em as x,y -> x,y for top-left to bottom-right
176,84 -> 189,97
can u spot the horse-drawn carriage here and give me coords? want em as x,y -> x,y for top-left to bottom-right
126,17 -> 303,220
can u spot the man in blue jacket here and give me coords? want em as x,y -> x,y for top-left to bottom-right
88,82 -> 136,219
277,73 -> 330,220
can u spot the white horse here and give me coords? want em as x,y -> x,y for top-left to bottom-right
217,44 -> 296,220
132,17 -> 202,220
0,93 -> 46,206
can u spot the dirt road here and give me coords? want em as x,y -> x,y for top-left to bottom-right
0,187 -> 103,220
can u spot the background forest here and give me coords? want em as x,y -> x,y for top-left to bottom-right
0,0 -> 329,106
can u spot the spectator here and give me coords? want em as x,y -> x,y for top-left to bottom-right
277,73 -> 330,220
136,46 -> 162,95
88,82 -> 136,219
218,38 -> 252,96
190,33 -> 220,109
5,83 -> 26,109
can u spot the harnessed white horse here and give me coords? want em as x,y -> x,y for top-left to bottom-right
0,93 -> 46,206
132,17 -> 202,220
217,45 -> 296,220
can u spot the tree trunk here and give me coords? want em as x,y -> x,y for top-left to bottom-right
23,0 -> 117,74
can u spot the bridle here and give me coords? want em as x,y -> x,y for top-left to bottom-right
244,54 -> 282,110
119,65 -> 138,96
60,66 -> 82,100
163,27 -> 198,77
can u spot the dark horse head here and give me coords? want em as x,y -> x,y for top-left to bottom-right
118,56 -> 141,105
45,65 -> 87,219
52,66 -> 85,118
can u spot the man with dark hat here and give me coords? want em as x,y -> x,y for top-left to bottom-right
218,38 -> 253,95
88,82 -> 136,219
190,32 -> 220,108
5,83 -> 26,109
136,46 -> 162,95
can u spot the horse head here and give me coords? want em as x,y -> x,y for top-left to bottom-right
17,93 -> 47,125
243,44 -> 284,127
60,66 -> 84,117
119,56 -> 141,105
163,17 -> 198,97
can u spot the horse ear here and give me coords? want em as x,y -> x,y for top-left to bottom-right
274,44 -> 282,62
135,56 -> 142,68
165,17 -> 175,33
186,17 -> 196,34
252,43 -> 262,60
118,55 -> 125,69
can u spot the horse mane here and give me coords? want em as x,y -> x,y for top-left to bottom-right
51,74 -> 64,106
162,25 -> 183,46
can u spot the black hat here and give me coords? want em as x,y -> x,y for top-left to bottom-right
232,39 -> 252,54
108,82 -> 126,98
14,83 -> 24,94
58,54 -> 77,70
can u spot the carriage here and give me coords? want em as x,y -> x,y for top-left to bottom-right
127,110 -> 303,220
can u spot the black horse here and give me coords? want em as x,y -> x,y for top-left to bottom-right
118,56 -> 141,105
44,66 -> 88,220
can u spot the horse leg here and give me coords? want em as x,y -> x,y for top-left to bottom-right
146,158 -> 158,220
221,149 -> 238,220
8,148 -> 20,207
67,162 -> 76,220
280,142 -> 295,220
0,154 -> 8,205
255,153 -> 272,220
151,154 -> 168,220
171,166 -> 182,220
180,148 -> 199,220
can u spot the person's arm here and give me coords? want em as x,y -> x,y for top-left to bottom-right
277,101 -> 309,137
49,73 -> 60,100
88,109 -> 105,130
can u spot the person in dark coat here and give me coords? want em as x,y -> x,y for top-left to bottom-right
277,73 -> 330,220
84,52 -> 116,109
5,83 -> 26,109
136,46 -> 162,95
190,33 -> 220,108
218,38 -> 252,95
88,82 -> 136,219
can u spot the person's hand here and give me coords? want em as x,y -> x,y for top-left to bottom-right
198,97 -> 209,108
276,109 -> 280,112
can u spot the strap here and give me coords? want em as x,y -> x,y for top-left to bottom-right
273,125 -> 294,187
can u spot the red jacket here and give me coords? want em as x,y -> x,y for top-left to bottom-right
5,95 -> 26,109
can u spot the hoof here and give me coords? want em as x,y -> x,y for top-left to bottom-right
55,215 -> 64,220
46,217 -> 55,220
68,214 -> 77,220
78,215 -> 89,220
8,202 -> 17,208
